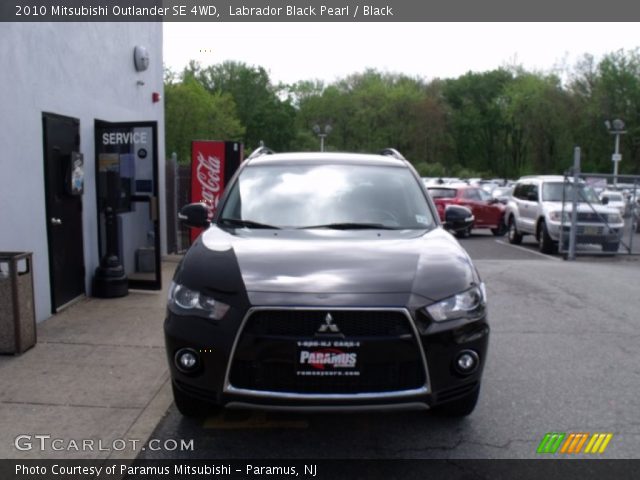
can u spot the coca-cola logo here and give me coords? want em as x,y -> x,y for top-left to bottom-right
195,152 -> 222,207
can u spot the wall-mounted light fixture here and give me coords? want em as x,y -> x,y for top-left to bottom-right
133,45 -> 150,72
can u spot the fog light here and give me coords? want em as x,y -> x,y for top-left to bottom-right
455,350 -> 479,375
175,348 -> 199,373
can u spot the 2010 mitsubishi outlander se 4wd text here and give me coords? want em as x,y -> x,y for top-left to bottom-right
165,148 -> 489,417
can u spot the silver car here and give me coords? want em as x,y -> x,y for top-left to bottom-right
504,176 -> 624,254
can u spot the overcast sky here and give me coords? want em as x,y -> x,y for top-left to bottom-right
163,23 -> 640,85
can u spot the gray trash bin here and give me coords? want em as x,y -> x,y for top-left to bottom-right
0,252 -> 37,354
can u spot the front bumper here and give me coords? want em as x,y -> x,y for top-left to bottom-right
164,305 -> 489,410
547,222 -> 623,244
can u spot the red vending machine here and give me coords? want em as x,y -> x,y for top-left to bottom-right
190,141 -> 243,243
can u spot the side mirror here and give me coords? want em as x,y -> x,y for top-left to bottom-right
601,196 -> 609,205
444,204 -> 474,230
178,203 -> 210,228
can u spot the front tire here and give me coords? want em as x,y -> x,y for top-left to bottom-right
507,217 -> 523,244
538,221 -> 557,254
455,225 -> 472,238
433,386 -> 480,417
491,222 -> 507,236
602,242 -> 619,253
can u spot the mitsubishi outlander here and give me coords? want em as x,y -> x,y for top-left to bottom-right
165,149 -> 489,417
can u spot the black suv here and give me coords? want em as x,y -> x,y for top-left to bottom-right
166,149 -> 489,417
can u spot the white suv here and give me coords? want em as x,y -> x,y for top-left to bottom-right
505,176 -> 624,254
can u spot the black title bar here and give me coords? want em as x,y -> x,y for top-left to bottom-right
3,0 -> 640,21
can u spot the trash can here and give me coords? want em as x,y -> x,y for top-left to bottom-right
0,252 -> 37,354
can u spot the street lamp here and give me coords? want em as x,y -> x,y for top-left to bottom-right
605,119 -> 626,187
313,124 -> 332,152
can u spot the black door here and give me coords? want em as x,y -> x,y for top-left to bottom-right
43,113 -> 86,312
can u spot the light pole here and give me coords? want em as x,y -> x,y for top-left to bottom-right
605,119 -> 626,187
313,124 -> 332,152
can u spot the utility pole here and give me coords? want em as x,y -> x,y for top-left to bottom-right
313,124 -> 332,152
605,119 -> 626,187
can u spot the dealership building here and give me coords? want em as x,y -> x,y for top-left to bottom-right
0,23 -> 166,322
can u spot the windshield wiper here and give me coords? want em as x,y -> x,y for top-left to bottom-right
300,222 -> 397,230
218,218 -> 280,229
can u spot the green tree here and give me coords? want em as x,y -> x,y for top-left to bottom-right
592,50 -> 640,173
504,72 -> 573,175
164,76 -> 244,163
194,61 -> 296,152
292,69 -> 450,164
442,69 -> 514,175
569,49 -> 640,173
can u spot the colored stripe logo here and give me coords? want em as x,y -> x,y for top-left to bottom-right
537,432 -> 613,454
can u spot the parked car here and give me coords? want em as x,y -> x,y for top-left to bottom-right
491,186 -> 513,205
428,185 -> 507,236
599,190 -> 626,216
505,176 -> 624,254
167,149 -> 489,418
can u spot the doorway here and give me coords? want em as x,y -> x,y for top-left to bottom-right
95,120 -> 161,290
42,113 -> 86,312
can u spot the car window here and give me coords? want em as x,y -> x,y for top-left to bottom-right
462,189 -> 482,201
220,163 -> 436,229
427,188 -> 456,199
542,182 -> 600,203
513,183 -> 529,200
478,189 -> 492,201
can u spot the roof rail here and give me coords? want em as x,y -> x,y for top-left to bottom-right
380,148 -> 406,161
246,146 -> 275,160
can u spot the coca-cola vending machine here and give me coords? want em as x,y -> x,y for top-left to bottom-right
190,141 -> 243,243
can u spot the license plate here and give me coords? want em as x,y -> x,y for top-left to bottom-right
296,340 -> 360,377
583,226 -> 600,236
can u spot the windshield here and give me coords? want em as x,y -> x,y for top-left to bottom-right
542,182 -> 601,203
219,163 -> 436,229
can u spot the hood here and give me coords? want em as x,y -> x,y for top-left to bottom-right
183,226 -> 477,302
542,201 -> 618,214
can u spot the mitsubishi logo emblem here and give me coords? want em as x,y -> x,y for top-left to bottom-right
317,313 -> 340,334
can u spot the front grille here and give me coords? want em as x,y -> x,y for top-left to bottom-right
227,309 -> 426,395
576,212 -> 607,222
244,310 -> 413,337
230,358 -> 424,394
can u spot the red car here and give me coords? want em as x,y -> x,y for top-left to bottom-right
428,185 -> 506,237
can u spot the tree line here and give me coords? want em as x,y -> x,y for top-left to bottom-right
164,49 -> 640,179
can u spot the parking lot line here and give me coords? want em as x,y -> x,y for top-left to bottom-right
494,240 -> 562,261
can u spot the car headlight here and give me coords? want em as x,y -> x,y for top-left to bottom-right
607,213 -> 622,223
548,211 -> 570,223
424,283 -> 486,322
168,281 -> 230,320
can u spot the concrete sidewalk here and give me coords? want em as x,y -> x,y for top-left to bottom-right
0,259 -> 179,460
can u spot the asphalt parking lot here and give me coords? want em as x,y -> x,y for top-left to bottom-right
139,231 -> 640,460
